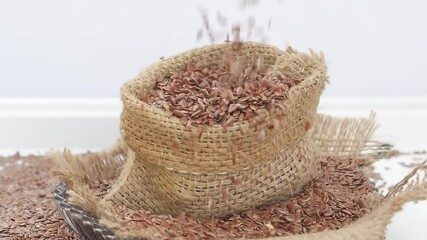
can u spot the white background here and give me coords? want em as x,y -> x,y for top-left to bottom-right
1,1 -> 426,239
1,0 -> 427,98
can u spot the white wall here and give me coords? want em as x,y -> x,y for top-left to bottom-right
1,0 -> 426,98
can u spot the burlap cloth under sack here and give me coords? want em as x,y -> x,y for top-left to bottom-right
51,42 -> 427,239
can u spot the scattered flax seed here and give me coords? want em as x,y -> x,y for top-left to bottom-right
304,121 -> 311,131
191,152 -> 198,162
239,152 -> 253,166
208,198 -> 214,210
231,176 -> 242,186
271,139 -> 278,147
217,148 -> 228,155
257,129 -> 266,142
273,118 -> 281,130
222,188 -> 229,200
239,125 -> 247,135
232,154 -> 237,165
141,95 -> 150,103
0,155 -> 79,239
197,125 -> 206,139
172,138 -> 181,149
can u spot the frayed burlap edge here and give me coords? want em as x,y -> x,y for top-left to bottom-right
50,114 -> 427,240
50,139 -> 127,189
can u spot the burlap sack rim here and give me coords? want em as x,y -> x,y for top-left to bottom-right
50,114 -> 427,240
120,41 -> 326,131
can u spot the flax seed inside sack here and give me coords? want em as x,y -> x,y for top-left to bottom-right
141,52 -> 300,127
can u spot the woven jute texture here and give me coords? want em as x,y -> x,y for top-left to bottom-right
106,42 -> 328,218
51,114 -> 427,240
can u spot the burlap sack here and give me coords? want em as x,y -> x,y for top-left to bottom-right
51,114 -> 427,240
103,42 -> 328,218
